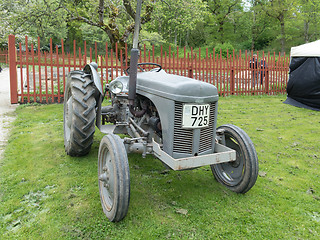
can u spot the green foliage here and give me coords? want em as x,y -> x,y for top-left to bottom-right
214,42 -> 234,57
64,22 -> 111,54
204,0 -> 243,43
146,0 -> 208,46
188,22 -> 207,48
139,30 -> 165,51
1,0 -> 320,53
0,0 -> 67,46
1,96 -> 320,239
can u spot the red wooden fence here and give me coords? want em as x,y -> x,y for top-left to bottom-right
8,35 -> 290,104
0,49 -> 8,65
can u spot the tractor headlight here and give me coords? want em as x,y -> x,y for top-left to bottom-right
109,80 -> 123,94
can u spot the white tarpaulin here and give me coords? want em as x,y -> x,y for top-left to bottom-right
290,40 -> 320,57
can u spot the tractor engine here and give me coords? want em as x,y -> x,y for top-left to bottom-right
106,69 -> 219,160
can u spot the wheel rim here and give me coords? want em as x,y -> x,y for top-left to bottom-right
99,145 -> 115,211
213,134 -> 245,186
64,90 -> 73,142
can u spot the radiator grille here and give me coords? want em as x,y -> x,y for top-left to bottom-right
199,103 -> 215,153
173,102 -> 216,155
173,103 -> 193,154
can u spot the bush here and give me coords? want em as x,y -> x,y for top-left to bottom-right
214,42 -> 235,58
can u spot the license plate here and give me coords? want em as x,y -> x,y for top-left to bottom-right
182,104 -> 210,129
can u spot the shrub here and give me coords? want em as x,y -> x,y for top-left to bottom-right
214,42 -> 234,58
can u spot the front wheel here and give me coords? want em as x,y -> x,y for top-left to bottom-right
98,134 -> 130,222
211,124 -> 259,193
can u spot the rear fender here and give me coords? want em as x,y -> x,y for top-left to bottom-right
83,62 -> 103,95
83,62 -> 103,129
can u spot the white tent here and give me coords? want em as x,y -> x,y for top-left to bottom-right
284,40 -> 320,111
290,40 -> 320,57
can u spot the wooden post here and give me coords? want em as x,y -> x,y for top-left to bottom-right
188,65 -> 193,79
230,68 -> 235,95
265,70 -> 269,94
8,34 -> 18,104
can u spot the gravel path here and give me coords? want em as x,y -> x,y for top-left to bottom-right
0,67 -> 17,158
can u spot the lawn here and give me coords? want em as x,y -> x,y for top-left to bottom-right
0,95 -> 319,239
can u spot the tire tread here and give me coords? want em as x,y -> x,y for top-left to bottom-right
64,71 -> 97,156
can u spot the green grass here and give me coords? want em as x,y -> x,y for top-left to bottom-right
0,95 -> 319,239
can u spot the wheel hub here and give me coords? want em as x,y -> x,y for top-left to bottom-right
99,162 -> 114,198
99,172 -> 109,183
99,165 -> 110,184
230,152 -> 241,168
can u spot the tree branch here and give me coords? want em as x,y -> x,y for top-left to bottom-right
68,15 -> 101,28
123,0 -> 135,20
121,22 -> 135,43
98,0 -> 104,24
141,4 -> 153,24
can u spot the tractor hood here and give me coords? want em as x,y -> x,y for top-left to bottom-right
136,70 -> 218,103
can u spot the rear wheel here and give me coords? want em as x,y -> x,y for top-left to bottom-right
63,71 -> 97,156
211,124 -> 259,193
98,134 -> 130,222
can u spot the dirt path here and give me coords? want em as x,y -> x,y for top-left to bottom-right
0,67 -> 17,158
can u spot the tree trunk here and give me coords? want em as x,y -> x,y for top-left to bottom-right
251,2 -> 257,50
304,20 -> 309,42
279,14 -> 285,53
185,30 -> 189,47
174,28 -> 177,46
218,20 -> 224,43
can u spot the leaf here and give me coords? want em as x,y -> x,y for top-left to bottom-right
306,188 -> 315,195
175,208 -> 188,215
259,171 -> 267,177
12,219 -> 21,227
309,212 -> 320,222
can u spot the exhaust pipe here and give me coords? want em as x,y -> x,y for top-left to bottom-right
128,0 -> 146,117
128,49 -> 139,104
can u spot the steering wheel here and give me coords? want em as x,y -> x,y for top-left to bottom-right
126,62 -> 162,75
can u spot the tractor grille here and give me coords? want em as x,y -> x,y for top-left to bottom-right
173,102 -> 216,155
173,103 -> 193,154
199,103 -> 215,153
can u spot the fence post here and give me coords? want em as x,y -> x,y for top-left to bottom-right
188,65 -> 193,78
230,68 -> 235,95
8,34 -> 18,104
265,70 -> 269,94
